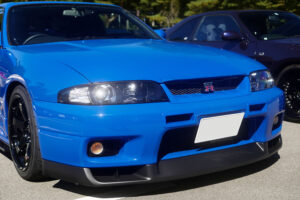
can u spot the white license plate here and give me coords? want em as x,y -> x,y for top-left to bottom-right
194,112 -> 245,144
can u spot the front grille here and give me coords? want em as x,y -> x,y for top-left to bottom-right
165,76 -> 244,95
158,117 -> 263,160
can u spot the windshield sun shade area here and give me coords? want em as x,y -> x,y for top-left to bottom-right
8,4 -> 159,45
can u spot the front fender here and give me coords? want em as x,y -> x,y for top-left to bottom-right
0,59 -> 90,140
6,49 -> 91,103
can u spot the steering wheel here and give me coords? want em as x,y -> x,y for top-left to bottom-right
23,34 -> 49,45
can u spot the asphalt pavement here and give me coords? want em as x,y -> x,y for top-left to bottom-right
0,121 -> 299,200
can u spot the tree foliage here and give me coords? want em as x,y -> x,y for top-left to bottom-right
186,0 -> 300,17
0,0 -> 299,27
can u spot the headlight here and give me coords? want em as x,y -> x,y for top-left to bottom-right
249,70 -> 274,92
58,81 -> 169,105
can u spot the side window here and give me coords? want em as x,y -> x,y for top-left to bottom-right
194,15 -> 240,42
168,18 -> 201,41
239,14 -> 264,39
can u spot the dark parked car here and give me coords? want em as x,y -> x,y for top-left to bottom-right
165,10 -> 300,122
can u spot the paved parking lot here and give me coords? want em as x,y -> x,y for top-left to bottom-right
0,121 -> 299,200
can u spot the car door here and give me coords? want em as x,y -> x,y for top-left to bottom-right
238,12 -> 274,68
189,14 -> 257,59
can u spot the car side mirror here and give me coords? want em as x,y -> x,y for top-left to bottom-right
154,29 -> 166,39
222,31 -> 242,41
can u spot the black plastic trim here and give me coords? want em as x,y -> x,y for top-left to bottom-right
249,104 -> 265,112
166,113 -> 193,123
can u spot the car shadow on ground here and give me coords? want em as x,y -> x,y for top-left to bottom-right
0,141 -> 11,161
53,153 -> 280,199
0,141 -> 56,183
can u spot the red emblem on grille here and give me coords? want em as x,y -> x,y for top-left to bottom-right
203,82 -> 214,93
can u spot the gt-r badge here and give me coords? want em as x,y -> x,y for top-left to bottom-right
203,82 -> 214,93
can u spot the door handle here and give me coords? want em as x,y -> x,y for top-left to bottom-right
254,51 -> 265,56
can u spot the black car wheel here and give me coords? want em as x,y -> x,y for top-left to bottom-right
277,65 -> 300,123
8,85 -> 44,181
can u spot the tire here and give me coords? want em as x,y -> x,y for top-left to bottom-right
277,64 -> 300,123
8,85 -> 44,181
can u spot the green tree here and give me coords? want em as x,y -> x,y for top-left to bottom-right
146,0 -> 181,27
185,0 -> 300,16
185,0 -> 220,16
1,0 -> 299,26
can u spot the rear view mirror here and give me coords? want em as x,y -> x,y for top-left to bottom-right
222,31 -> 242,41
63,8 -> 81,17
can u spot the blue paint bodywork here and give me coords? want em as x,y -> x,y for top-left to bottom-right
0,2 -> 284,184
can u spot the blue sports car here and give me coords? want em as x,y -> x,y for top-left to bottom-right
0,2 -> 283,187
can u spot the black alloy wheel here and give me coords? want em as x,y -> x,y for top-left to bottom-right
8,85 -> 44,181
9,95 -> 31,171
278,66 -> 300,123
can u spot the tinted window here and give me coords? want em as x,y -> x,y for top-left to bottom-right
168,18 -> 200,41
240,12 -> 300,40
193,15 -> 240,41
8,4 -> 159,45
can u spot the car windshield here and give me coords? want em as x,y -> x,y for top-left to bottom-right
240,11 -> 300,40
8,4 -> 159,45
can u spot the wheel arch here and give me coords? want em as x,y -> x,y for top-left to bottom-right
4,80 -> 45,180
3,77 -> 34,139
275,64 -> 300,85
5,82 -> 25,107
272,60 -> 300,81
276,63 -> 300,123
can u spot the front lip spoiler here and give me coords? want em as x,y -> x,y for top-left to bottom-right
42,135 -> 282,187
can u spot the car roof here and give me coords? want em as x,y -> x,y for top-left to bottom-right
191,9 -> 289,17
165,9 -> 291,36
0,1 -> 119,9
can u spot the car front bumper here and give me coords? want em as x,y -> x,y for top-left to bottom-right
34,86 -> 284,186
42,135 -> 282,187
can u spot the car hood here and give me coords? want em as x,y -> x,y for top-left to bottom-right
13,39 -> 265,83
